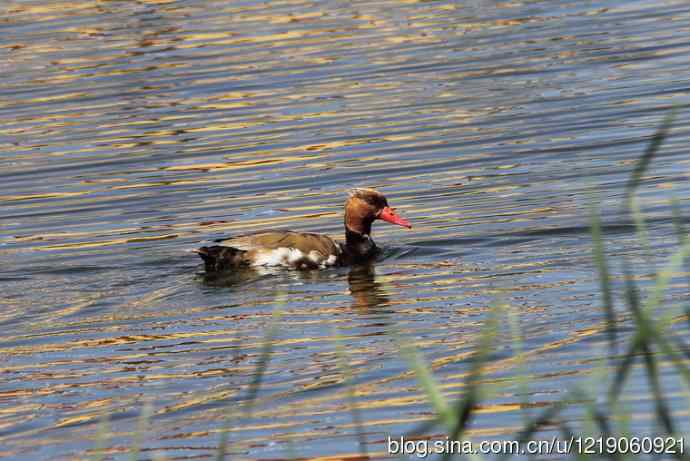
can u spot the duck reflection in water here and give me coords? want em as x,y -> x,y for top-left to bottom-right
347,263 -> 389,311
199,262 -> 389,311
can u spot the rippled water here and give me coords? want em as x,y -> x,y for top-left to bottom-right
2,0 -> 690,459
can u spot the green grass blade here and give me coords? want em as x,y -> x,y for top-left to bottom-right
630,196 -> 653,261
671,198 -> 690,328
441,306 -> 499,461
590,199 -> 617,356
93,411 -> 110,461
608,264 -> 641,405
671,198 -> 687,246
608,340 -> 639,407
621,109 -> 676,263
335,332 -> 368,457
215,430 -> 229,461
129,399 -> 153,461
397,337 -> 453,429
506,302 -> 531,424
497,399 -> 568,461
623,240 -> 690,388
623,109 -> 676,212
587,406 -> 621,461
645,238 -> 690,315
216,307 -> 281,460
243,308 -> 281,417
559,423 -> 588,461
640,340 -> 675,435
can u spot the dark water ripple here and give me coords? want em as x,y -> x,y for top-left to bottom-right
2,0 -> 690,459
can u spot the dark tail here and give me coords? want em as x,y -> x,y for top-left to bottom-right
195,245 -> 248,272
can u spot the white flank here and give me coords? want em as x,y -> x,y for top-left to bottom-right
251,247 -> 338,268
308,250 -> 340,268
252,247 -> 305,267
324,254 -> 338,267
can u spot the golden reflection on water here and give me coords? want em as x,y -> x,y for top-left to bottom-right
2,0 -> 690,459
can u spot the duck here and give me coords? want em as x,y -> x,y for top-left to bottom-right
195,188 -> 411,272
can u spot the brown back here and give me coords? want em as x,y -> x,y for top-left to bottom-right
225,231 -> 341,256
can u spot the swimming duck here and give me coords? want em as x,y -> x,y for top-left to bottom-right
196,188 -> 411,272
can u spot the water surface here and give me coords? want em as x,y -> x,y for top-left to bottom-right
2,0 -> 690,459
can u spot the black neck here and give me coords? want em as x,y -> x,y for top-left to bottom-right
344,227 -> 377,261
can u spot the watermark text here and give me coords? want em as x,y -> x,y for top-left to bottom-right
387,435 -> 685,457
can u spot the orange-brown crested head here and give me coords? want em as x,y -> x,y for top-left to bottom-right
344,188 -> 411,235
